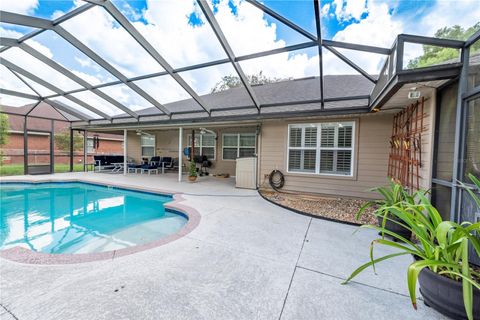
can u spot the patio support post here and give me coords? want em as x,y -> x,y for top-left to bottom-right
83,130 -> 87,172
50,119 -> 54,174
191,129 -> 195,162
23,116 -> 28,175
178,127 -> 183,182
69,127 -> 74,172
123,129 -> 127,176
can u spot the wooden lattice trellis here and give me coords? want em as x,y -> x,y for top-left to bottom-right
388,97 -> 426,191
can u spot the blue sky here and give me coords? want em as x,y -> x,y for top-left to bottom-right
2,0 -> 476,44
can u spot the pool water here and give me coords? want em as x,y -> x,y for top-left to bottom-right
0,182 -> 187,254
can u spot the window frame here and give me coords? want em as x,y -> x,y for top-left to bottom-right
222,133 -> 257,161
287,121 -> 356,177
86,137 -> 94,154
140,135 -> 156,158
187,133 -> 216,160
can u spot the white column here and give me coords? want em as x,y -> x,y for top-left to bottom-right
178,127 -> 183,182
123,129 -> 127,176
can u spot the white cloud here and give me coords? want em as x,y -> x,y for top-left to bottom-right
411,0 -> 480,37
0,0 -> 38,15
333,0 -> 367,22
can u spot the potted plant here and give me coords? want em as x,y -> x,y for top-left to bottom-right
356,179 -> 425,239
344,174 -> 480,320
188,161 -> 197,182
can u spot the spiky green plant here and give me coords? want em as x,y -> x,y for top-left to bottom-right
344,175 -> 480,320
189,161 -> 197,177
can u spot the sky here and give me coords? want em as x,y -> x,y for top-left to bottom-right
0,0 -> 479,115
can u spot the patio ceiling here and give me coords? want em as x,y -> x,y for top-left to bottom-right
0,0 -> 468,126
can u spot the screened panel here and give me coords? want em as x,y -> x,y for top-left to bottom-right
468,38 -> 480,90
322,50 -> 374,100
1,47 -> 83,91
260,0 -> 316,35
17,75 -> 57,97
0,114 -> 24,176
99,84 -> 153,112
239,47 -> 320,105
212,0 -> 313,57
434,83 -> 457,181
26,30 -> 116,85
463,97 -> 480,181
60,6 -> 164,78
403,42 -> 461,70
0,94 -> 38,108
133,75 -> 202,112
110,0 -> 227,69
335,48 -> 386,78
0,65 -> 37,95
179,63 -> 253,109
69,90 -> 125,116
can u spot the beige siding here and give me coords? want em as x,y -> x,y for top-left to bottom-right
259,113 -> 395,199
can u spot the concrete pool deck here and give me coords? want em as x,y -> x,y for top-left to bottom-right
0,172 -> 448,320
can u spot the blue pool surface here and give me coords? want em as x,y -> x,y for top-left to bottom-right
0,182 -> 187,254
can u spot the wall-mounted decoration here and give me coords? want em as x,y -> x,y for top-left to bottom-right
388,97 -> 426,191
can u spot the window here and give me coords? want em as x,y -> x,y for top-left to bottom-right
288,122 -> 355,176
187,133 -> 216,160
141,135 -> 155,158
87,138 -> 94,154
222,133 -> 256,160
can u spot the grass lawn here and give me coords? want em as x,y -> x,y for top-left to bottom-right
0,163 -> 84,176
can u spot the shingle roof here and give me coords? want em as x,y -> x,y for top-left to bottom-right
138,74 -> 374,115
1,74 -> 374,123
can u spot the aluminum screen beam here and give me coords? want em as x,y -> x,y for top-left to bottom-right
324,46 -> 377,84
0,58 -> 112,120
313,0 -> 324,108
98,0 -> 211,114
322,40 -> 390,55
0,88 -> 39,100
197,0 -> 261,110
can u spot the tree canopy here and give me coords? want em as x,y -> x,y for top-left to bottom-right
407,22 -> 480,69
211,71 -> 291,93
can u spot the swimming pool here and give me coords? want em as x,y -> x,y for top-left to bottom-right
0,182 -> 188,255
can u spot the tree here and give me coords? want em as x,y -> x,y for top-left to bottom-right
54,130 -> 84,152
211,71 -> 291,93
0,114 -> 9,165
407,22 -> 480,69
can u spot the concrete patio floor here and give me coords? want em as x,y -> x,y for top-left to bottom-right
0,172 -> 448,320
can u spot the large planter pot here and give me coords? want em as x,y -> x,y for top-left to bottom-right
188,175 -> 197,182
418,264 -> 480,320
377,215 -> 412,240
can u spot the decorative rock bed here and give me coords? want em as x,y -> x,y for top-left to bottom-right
260,190 -> 377,225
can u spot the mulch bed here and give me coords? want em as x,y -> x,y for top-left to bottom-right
260,190 -> 377,225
